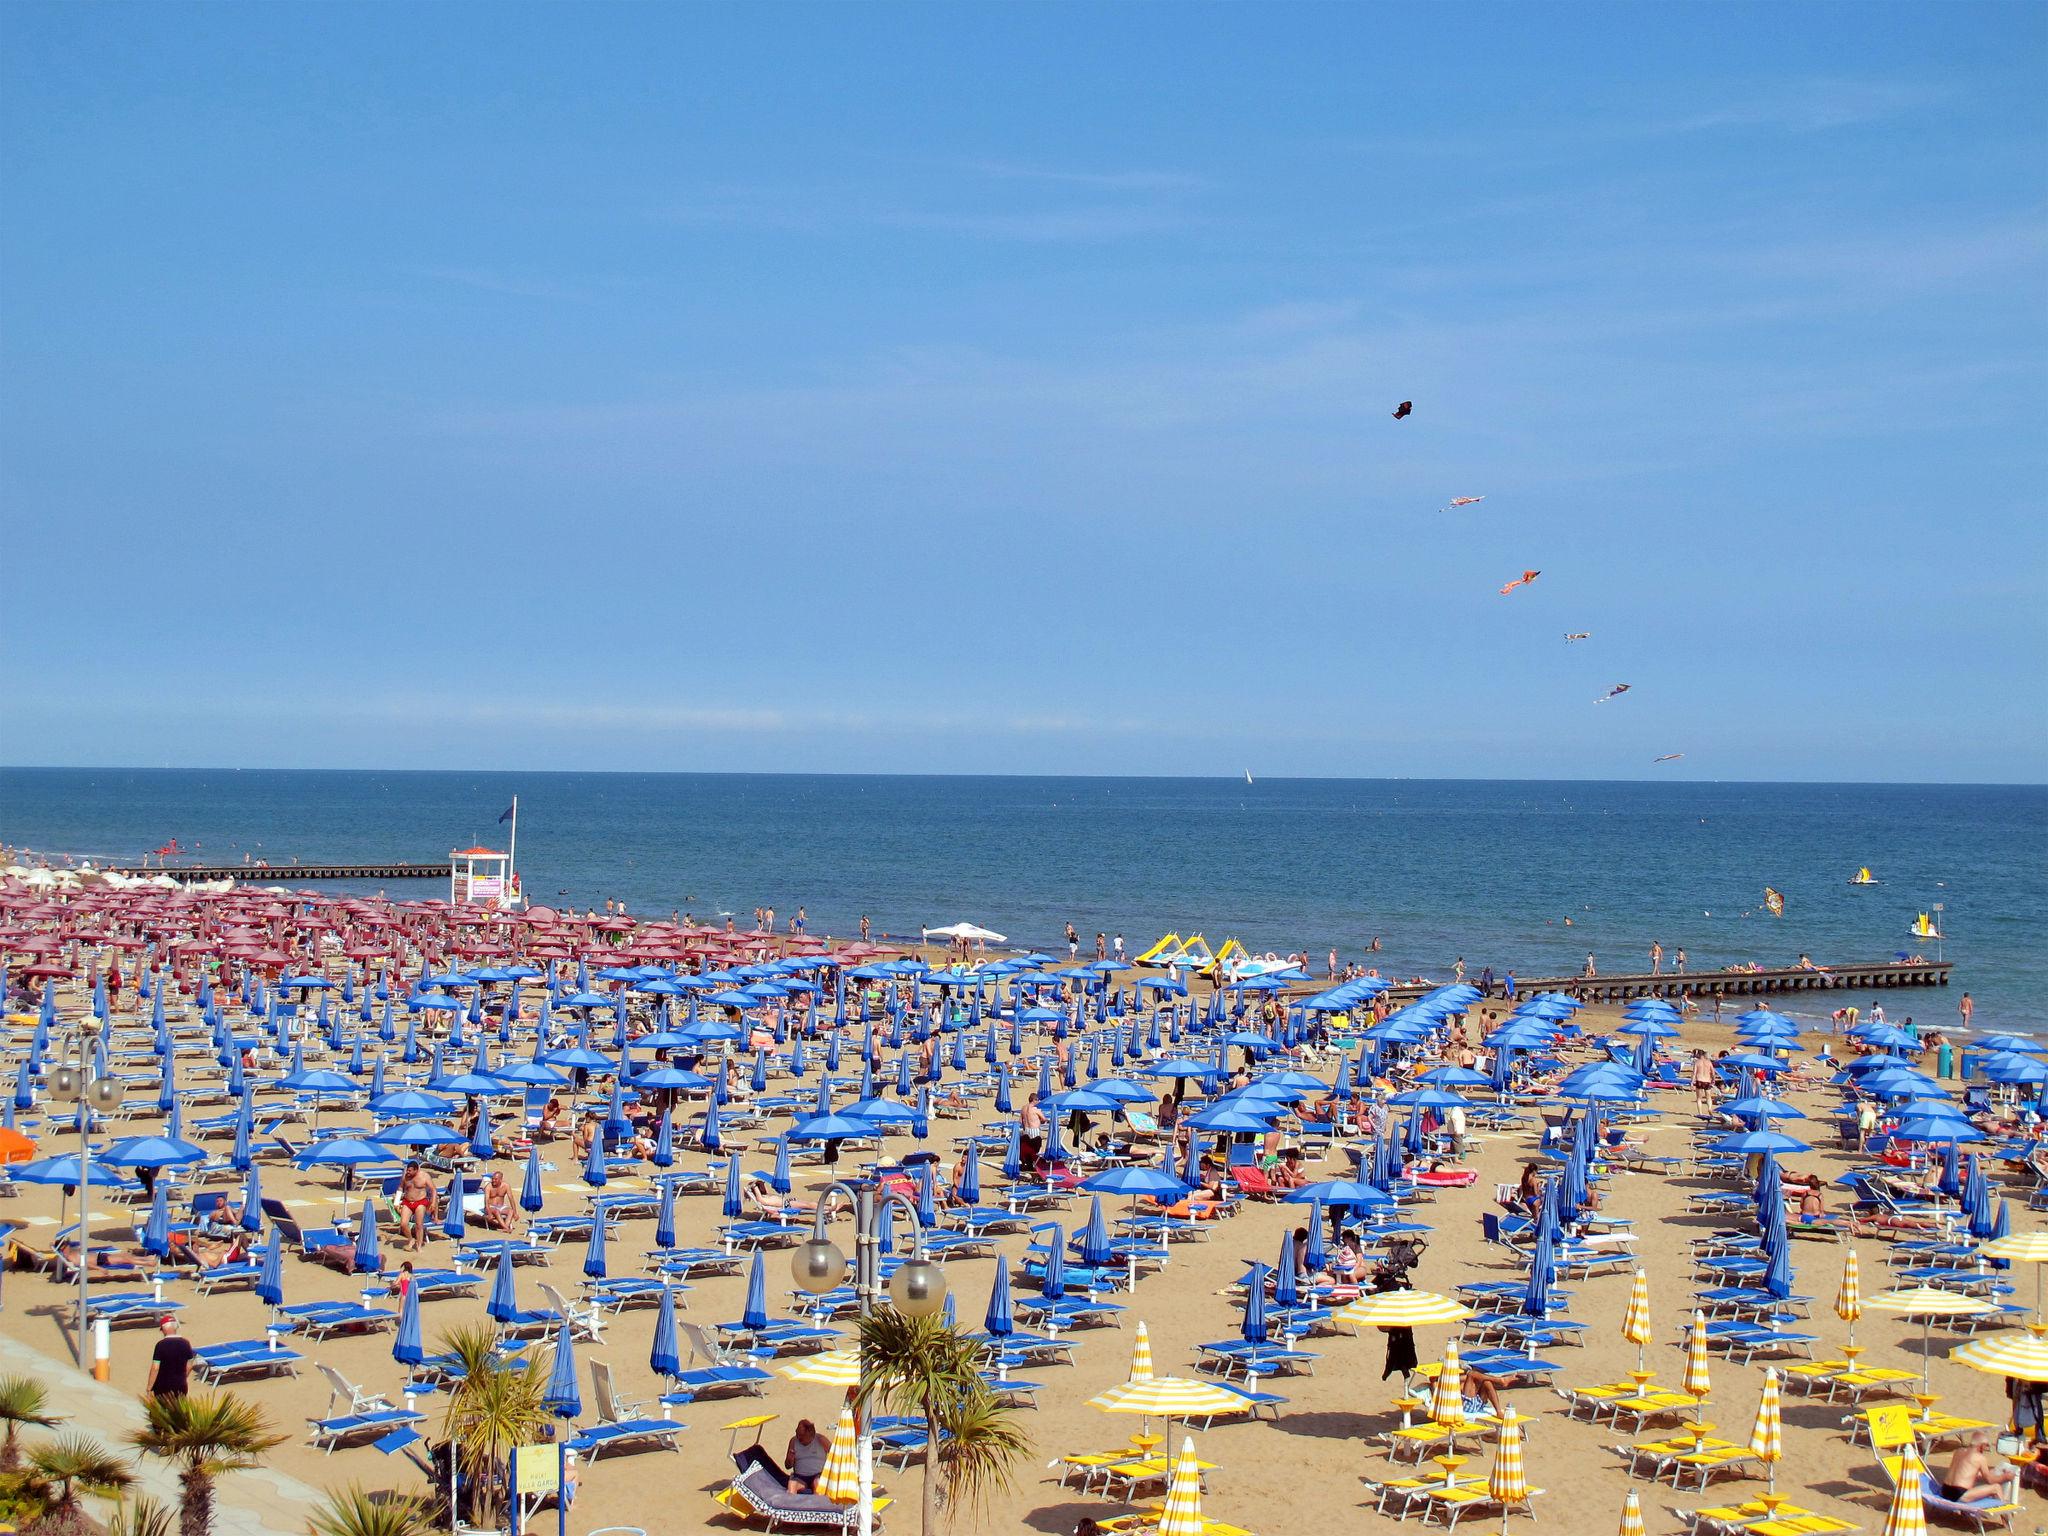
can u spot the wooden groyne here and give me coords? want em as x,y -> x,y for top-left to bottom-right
1383,959 -> 1950,1004
108,862 -> 452,882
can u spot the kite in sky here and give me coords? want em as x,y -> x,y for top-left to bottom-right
1499,569 -> 1541,595
1652,753 -> 1684,763
1440,496 -> 1485,512
1564,632 -> 1590,643
1392,400 -> 1413,419
1595,683 -> 1632,703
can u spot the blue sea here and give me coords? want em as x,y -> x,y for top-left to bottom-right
1,770 -> 2042,1026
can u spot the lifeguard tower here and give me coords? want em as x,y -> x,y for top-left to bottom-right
451,846 -> 516,909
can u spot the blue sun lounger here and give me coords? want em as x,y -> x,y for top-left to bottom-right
195,1339 -> 302,1383
307,1406 -> 424,1454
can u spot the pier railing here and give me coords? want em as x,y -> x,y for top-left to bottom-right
1384,959 -> 1951,1004
107,861 -> 452,882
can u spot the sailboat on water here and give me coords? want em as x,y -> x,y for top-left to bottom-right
1245,769 -> 1254,786
1911,912 -> 1943,939
1849,867 -> 1879,885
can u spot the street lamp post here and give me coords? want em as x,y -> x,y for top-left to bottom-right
50,1019 -> 127,1375
791,1178 -> 947,1536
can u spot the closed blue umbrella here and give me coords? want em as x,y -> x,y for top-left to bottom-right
958,1146 -> 983,1205
256,1226 -> 284,1307
654,1177 -> 677,1250
984,1261 -> 1015,1337
741,1249 -> 769,1332
722,1157 -> 744,1220
1523,1200 -> 1555,1319
1075,1198 -> 1113,1266
241,1165 -> 264,1232
393,1280 -> 424,1367
11,1060 -> 31,1112
1039,1224 -> 1066,1299
1303,1200 -> 1329,1272
650,1286 -> 680,1377
583,1211 -> 608,1280
488,1247 -> 519,1322
141,1179 -> 171,1257
994,1065 -> 1012,1115
1242,1262 -> 1270,1343
1273,1231 -> 1300,1308
701,1100 -> 722,1154
582,1127 -> 608,1188
441,1175 -> 466,1241
542,1321 -> 581,1418
769,1136 -> 793,1196
651,1106 -> 675,1170
916,1161 -> 938,1227
1002,1120 -> 1022,1180
520,1146 -> 544,1213
354,1200 -> 382,1271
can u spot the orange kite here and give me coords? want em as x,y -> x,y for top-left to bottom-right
1499,569 -> 1541,595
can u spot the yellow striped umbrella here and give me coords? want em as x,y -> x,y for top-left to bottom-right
779,1349 -> 859,1387
1621,1267 -> 1654,1370
1430,1336 -> 1466,1431
1336,1289 -> 1472,1328
1953,1326 -> 2048,1383
1131,1319 -> 1156,1382
1682,1309 -> 1712,1411
1087,1374 -> 1250,1420
1488,1405 -> 1527,1529
1618,1488 -> 1646,1536
1748,1368 -> 1783,1492
1980,1231 -> 2048,1318
1157,1435 -> 1205,1536
1881,1443 -> 1928,1536
1837,1248 -> 1863,1349
1869,1286 -> 1997,1394
815,1397 -> 861,1506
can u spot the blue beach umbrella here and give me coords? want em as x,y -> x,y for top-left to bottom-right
741,1250 -> 770,1331
1273,1231 -> 1300,1309
393,1280 -> 424,1367
521,1147 -> 544,1213
722,1157 -> 744,1220
354,1199 -> 382,1271
769,1136 -> 794,1196
255,1226 -> 284,1307
140,1179 -> 172,1257
650,1287 -> 680,1377
1075,1198 -> 1113,1267
651,1107 -> 675,1170
441,1176 -> 466,1241
958,1145 -> 983,1205
655,1177 -> 677,1250
487,1248 -> 519,1322
1303,1200 -> 1329,1272
542,1321 -> 581,1418
241,1165 -> 264,1231
984,1262 -> 1015,1338
1039,1224 -> 1066,1300
583,1212 -> 608,1279
1242,1262 -> 1270,1344
582,1128 -> 608,1187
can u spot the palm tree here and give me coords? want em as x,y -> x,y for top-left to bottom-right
307,1485 -> 435,1536
853,1311 -> 1031,1536
26,1433 -> 133,1536
106,1494 -> 177,1536
128,1392 -> 285,1536
0,1375 -> 60,1472
437,1324 -> 548,1529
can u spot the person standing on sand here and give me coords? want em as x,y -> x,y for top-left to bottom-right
1503,971 -> 1516,1000
1650,940 -> 1664,975
1066,923 -> 1079,959
1113,933 -> 1124,962
1960,992 -> 1974,1031
1690,1049 -> 1716,1113
859,915 -> 870,942
1095,933 -> 1107,960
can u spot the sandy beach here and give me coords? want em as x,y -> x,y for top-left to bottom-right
0,923 -> 2030,1536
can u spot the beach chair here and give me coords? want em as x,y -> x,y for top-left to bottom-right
568,1361 -> 684,1461
307,1404 -> 424,1454
1228,1165 -> 1282,1202
194,1339 -> 302,1383
714,1445 -> 870,1531
536,1282 -> 607,1342
1870,1405 -> 2023,1530
1623,1430 -> 1759,1490
658,1323 -> 773,1404
650,1246 -> 745,1278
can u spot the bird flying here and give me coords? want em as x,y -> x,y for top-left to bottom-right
1440,496 -> 1485,512
1595,683 -> 1632,703
1392,400 -> 1413,419
1652,753 -> 1684,763
1564,632 -> 1590,643
1499,569 -> 1541,595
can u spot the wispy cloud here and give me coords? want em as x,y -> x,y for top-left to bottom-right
401,266 -> 589,302
1654,77 -> 1950,135
964,160 -> 1205,193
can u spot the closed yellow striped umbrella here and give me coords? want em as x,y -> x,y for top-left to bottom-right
1488,1405 -> 1527,1519
1088,1375 -> 1250,1419
1157,1435 -> 1205,1536
815,1397 -> 861,1505
1682,1309 -> 1712,1408
1618,1488 -> 1646,1536
1430,1336 -> 1466,1429
1837,1248 -> 1863,1348
1337,1289 -> 1472,1328
1953,1327 -> 2048,1383
1882,1443 -> 1928,1536
1131,1319 -> 1155,1382
1622,1267 -> 1654,1368
779,1349 -> 859,1387
1748,1368 -> 1783,1492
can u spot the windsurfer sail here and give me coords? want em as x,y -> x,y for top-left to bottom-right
1849,867 -> 1878,885
1911,912 -> 1942,939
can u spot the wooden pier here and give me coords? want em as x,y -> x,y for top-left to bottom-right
1384,958 -> 1950,1004
109,861 -> 452,883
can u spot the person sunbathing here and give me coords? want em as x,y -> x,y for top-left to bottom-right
187,1230 -> 253,1269
535,1096 -> 563,1140
1459,1367 -> 1507,1419
1942,1433 -> 2019,1505
57,1238 -> 153,1280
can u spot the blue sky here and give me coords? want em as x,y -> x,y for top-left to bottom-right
3,3 -> 2044,781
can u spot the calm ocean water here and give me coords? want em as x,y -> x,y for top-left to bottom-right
2,770 -> 2042,1026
